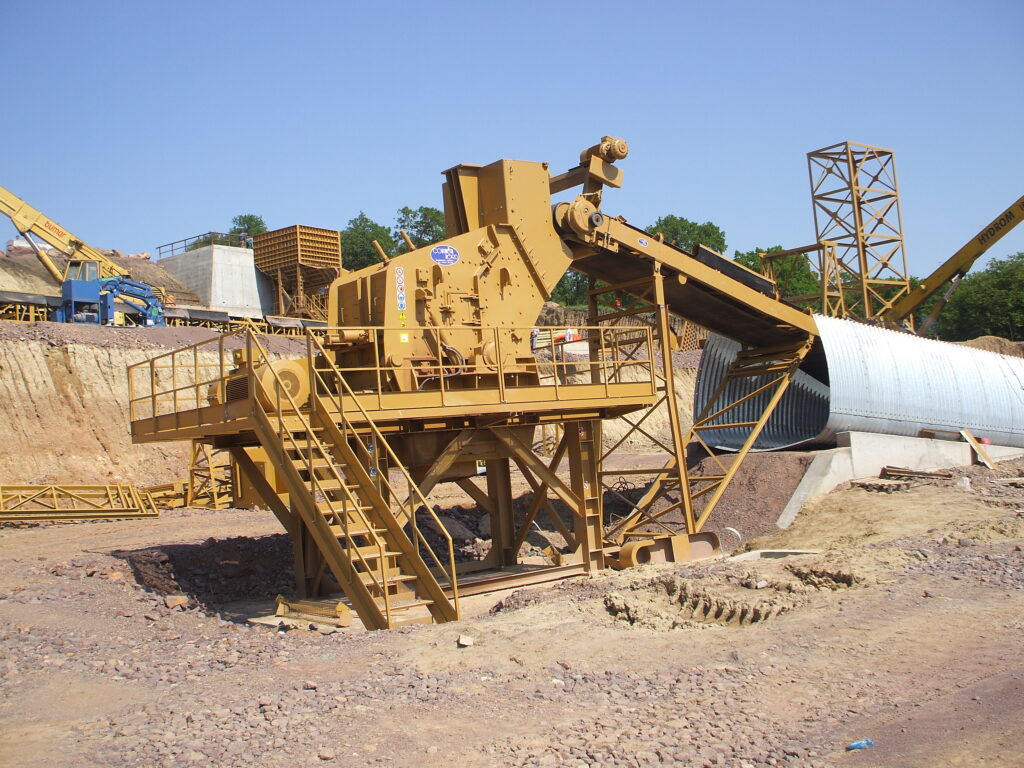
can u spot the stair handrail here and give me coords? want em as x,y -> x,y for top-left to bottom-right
242,331 -> 396,623
305,331 -> 460,613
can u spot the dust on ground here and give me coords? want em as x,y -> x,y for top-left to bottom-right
2,317 -> 1024,766
2,456 -> 1023,767
753,459 -> 1024,551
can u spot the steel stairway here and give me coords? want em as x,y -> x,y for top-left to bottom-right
249,357 -> 459,631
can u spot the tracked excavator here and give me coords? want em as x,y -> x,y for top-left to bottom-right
0,183 -> 165,325
129,137 -> 822,629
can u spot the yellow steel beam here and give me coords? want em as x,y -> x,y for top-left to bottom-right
886,193 -> 1024,326
0,484 -> 158,522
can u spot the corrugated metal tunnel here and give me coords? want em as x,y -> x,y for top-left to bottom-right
694,315 -> 1024,450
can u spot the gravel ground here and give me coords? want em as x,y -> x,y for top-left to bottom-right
2,465 -> 1023,767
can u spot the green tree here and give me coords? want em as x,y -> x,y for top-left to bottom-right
646,215 -> 726,254
229,214 -> 267,236
551,270 -> 589,307
393,206 -> 445,253
936,252 -> 1024,341
340,212 -> 396,271
734,245 -> 820,301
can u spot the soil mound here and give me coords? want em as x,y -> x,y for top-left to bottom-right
601,546 -> 904,631
957,335 -> 1024,358
0,251 -> 201,304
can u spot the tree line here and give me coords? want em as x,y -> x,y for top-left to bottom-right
227,211 -> 1020,342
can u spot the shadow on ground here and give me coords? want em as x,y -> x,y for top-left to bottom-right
113,534 -> 295,609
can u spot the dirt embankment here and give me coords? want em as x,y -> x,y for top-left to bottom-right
0,337 -> 190,485
0,251 -> 200,304
0,322 -> 304,485
956,335 -> 1024,358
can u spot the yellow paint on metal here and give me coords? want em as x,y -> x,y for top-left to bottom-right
0,484 -> 159,522
127,137 -> 832,629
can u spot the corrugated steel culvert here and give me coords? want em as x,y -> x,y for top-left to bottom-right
693,315 -> 1024,450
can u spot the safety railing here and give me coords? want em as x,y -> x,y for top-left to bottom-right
243,331 -> 401,625
315,324 -> 657,413
128,331 -> 239,424
305,332 -> 460,613
156,232 -> 251,259
127,324 -> 657,427
162,314 -> 318,337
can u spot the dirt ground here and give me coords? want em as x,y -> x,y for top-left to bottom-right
1,318 -> 1023,767
2,456 -> 1022,767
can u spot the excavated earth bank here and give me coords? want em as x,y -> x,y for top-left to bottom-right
0,322 -> 303,485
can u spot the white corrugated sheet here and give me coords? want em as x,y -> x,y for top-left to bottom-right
693,315 -> 1024,450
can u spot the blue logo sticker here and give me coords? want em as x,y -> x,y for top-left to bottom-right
431,244 -> 460,266
638,238 -> 649,248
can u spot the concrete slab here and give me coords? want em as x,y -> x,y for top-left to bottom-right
776,431 -> 1024,529
777,447 -> 853,529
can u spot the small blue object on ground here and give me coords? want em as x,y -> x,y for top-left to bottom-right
846,739 -> 876,751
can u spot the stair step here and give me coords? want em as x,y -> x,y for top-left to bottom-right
385,598 -> 435,613
350,546 -> 401,560
290,457 -> 335,470
310,480 -> 361,494
285,449 -> 328,462
318,500 -> 371,515
361,571 -> 419,587
327,523 -> 375,538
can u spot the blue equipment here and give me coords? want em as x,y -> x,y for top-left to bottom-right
56,274 -> 166,326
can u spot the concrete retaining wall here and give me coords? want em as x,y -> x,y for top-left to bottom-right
158,245 -> 273,318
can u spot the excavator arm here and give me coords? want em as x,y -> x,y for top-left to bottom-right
884,193 -> 1024,330
99,276 -> 165,325
0,183 -> 130,283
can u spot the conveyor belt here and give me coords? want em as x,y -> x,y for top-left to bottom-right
567,217 -> 819,349
0,289 -> 59,307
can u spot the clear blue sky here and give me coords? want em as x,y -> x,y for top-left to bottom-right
3,0 -> 1022,276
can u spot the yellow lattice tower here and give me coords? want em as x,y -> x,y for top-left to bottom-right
807,142 -> 911,321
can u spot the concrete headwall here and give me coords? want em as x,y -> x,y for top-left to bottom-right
158,245 -> 273,318
777,431 -> 1024,528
